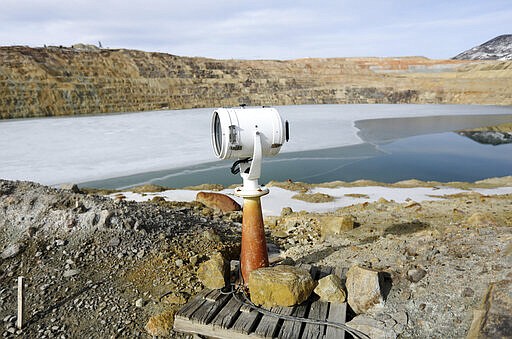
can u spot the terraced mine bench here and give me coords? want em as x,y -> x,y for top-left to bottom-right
174,265 -> 349,339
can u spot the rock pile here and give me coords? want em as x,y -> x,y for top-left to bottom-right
0,179 -> 241,338
264,190 -> 512,338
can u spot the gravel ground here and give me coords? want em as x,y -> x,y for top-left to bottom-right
0,180 -> 240,338
1,179 -> 511,338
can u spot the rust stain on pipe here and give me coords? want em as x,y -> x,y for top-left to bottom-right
240,196 -> 269,284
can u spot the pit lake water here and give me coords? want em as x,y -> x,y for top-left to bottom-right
82,111 -> 512,189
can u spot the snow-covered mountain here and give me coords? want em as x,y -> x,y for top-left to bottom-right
453,34 -> 512,60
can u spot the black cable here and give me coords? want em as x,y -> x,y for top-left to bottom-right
232,289 -> 370,339
230,157 -> 252,175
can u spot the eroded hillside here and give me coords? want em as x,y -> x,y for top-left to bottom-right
1,46 -> 511,119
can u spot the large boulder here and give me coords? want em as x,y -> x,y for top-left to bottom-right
196,253 -> 229,289
346,265 -> 384,314
248,265 -> 317,307
314,274 -> 346,303
196,192 -> 241,213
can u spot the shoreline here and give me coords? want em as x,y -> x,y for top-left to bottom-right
110,176 -> 512,217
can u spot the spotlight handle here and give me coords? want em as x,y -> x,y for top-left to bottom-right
236,131 -> 269,197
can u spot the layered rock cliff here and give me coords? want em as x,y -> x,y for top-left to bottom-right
1,46 -> 511,119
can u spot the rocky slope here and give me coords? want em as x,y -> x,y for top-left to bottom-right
1,45 -> 511,119
453,34 -> 512,61
1,179 -> 511,338
0,180 -> 242,338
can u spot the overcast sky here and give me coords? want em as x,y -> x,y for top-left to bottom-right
1,0 -> 510,60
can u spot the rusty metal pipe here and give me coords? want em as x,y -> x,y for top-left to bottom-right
240,196 -> 269,284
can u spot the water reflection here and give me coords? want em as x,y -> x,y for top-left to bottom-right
81,113 -> 512,189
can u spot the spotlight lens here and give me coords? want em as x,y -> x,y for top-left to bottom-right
213,112 -> 223,156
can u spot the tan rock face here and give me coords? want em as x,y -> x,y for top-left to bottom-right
196,192 -> 241,213
314,274 -> 346,303
248,265 -> 317,307
346,265 -> 384,314
1,46 -> 511,119
320,215 -> 356,241
196,252 -> 229,289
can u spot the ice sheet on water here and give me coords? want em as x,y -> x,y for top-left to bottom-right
1,104 -> 511,185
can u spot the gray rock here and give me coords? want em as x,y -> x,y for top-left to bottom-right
320,215 -> 356,241
60,183 -> 81,193
1,243 -> 23,259
108,237 -> 121,247
393,311 -> 408,326
281,207 -> 293,216
462,287 -> 474,297
135,298 -> 144,308
407,267 -> 427,283
63,269 -> 80,278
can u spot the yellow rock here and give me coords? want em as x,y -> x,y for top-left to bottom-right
466,212 -> 498,227
196,252 -> 228,289
145,310 -> 176,337
320,215 -> 356,240
249,265 -> 316,307
314,274 -> 346,303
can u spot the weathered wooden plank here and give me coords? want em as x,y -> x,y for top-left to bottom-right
174,288 -> 211,320
253,304 -> 295,338
174,318 -> 255,339
277,298 -> 308,338
302,298 -> 330,339
210,294 -> 242,329
324,266 -> 347,339
302,265 -> 331,339
324,302 -> 347,339
175,265 -> 350,339
205,288 -> 224,302
231,305 -> 261,334
193,290 -> 231,325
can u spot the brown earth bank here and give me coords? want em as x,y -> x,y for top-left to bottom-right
0,178 -> 511,338
1,46 -> 512,119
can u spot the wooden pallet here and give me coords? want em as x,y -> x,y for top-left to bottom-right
174,265 -> 348,339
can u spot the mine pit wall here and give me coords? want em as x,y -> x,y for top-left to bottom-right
1,46 -> 511,119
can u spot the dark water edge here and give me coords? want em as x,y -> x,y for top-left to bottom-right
80,114 -> 512,189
